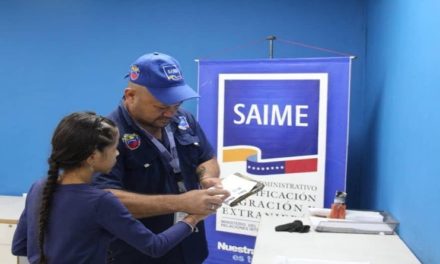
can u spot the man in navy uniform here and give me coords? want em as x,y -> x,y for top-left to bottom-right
94,52 -> 229,263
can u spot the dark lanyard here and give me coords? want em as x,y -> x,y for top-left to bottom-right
137,123 -> 187,192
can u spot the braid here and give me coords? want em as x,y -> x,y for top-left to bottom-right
38,158 -> 59,264
34,111 -> 118,263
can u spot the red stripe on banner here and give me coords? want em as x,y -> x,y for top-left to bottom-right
285,158 -> 318,173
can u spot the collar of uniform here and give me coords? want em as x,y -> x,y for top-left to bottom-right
117,101 -> 162,162
169,111 -> 181,133
118,100 -> 141,132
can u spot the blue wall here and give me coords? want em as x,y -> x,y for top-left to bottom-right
0,0 -> 365,198
364,0 -> 440,263
3,0 -> 438,263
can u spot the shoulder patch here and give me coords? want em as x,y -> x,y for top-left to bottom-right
122,133 -> 141,150
178,116 -> 190,130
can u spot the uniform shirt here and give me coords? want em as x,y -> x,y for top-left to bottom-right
12,179 -> 192,264
93,103 -> 215,264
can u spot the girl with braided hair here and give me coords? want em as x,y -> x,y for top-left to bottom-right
12,112 -> 206,264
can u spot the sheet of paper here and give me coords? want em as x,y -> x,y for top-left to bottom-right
308,208 -> 384,222
345,210 -> 383,222
309,216 -> 394,234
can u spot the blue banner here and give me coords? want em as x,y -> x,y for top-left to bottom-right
198,58 -> 351,264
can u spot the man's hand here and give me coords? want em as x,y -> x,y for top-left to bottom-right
196,158 -> 221,189
179,188 -> 230,215
200,177 -> 222,189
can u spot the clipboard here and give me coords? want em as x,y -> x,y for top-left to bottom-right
221,172 -> 265,207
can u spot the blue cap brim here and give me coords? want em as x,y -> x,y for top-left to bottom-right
147,84 -> 200,105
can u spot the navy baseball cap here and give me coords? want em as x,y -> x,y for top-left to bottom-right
126,52 -> 199,105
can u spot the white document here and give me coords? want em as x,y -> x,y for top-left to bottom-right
308,208 -> 384,222
309,216 -> 394,234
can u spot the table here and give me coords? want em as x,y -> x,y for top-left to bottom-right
252,215 -> 421,264
0,195 -> 27,264
0,195 -> 25,224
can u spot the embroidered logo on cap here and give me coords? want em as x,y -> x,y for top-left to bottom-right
178,116 -> 190,130
162,64 -> 183,81
122,133 -> 141,150
129,65 -> 140,81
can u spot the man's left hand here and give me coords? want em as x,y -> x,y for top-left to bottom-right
200,177 -> 222,189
